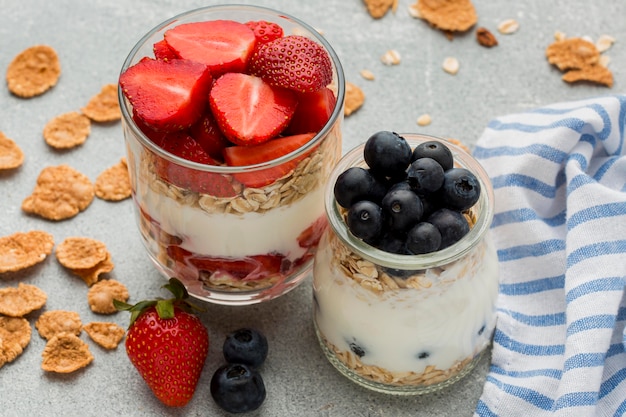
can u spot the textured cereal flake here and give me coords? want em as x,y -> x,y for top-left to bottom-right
562,65 -> 613,88
83,322 -> 125,349
56,236 -> 108,270
0,230 -> 54,273
344,82 -> 365,117
82,83 -> 122,122
22,164 -> 94,221
0,316 -> 31,369
87,279 -> 129,314
6,45 -> 61,98
35,310 -> 82,340
71,253 -> 115,287
415,0 -> 477,32
0,131 -> 24,170
545,38 -> 600,71
0,283 -> 47,317
363,0 -> 398,19
41,333 -> 93,373
43,111 -> 91,149
95,158 -> 132,201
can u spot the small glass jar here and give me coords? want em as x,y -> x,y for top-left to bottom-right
313,134 -> 499,395
119,5 -> 344,305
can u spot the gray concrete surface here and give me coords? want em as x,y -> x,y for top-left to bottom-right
0,0 -> 624,416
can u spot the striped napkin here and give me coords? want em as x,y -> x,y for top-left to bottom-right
472,95 -> 626,417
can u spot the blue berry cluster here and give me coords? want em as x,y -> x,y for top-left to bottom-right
334,131 -> 480,255
210,328 -> 268,413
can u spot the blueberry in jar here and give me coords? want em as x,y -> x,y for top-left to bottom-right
381,189 -> 423,233
210,363 -> 266,413
440,168 -> 481,211
406,157 -> 445,195
223,328 -> 268,370
363,131 -> 412,179
346,200 -> 384,241
405,222 -> 442,254
428,208 -> 470,249
334,166 -> 387,208
411,140 -> 454,171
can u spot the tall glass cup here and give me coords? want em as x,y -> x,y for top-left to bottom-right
119,5 -> 344,305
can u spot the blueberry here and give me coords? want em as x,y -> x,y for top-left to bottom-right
411,140 -> 454,171
363,131 -> 412,178
439,168 -> 481,211
405,222 -> 442,254
223,328 -> 268,369
388,180 -> 412,193
334,167 -> 387,208
428,208 -> 470,249
381,189 -> 423,233
375,232 -> 408,254
346,200 -> 383,241
210,363 -> 266,413
420,196 -> 440,219
406,157 -> 445,195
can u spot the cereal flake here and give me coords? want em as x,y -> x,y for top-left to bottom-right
0,230 -> 54,273
41,333 -> 93,373
83,322 -> 125,349
82,83 -> 122,122
71,253 -> 115,287
414,0 -> 477,32
56,236 -> 108,270
562,65 -> 613,88
87,279 -> 129,314
344,82 -> 365,117
22,164 -> 94,221
6,45 -> 61,98
363,0 -> 398,18
43,111 -> 91,149
0,131 -> 24,170
95,158 -> 132,201
0,283 -> 47,317
0,316 -> 31,369
35,310 -> 82,340
546,38 -> 600,71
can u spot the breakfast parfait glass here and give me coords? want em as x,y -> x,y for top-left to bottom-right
119,5 -> 345,305
313,134 -> 499,394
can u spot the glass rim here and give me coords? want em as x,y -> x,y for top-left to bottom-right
118,3 -> 345,174
324,133 -> 495,269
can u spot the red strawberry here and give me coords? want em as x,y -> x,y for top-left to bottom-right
285,87 -> 337,135
223,132 -> 315,188
297,215 -> 328,248
209,73 -> 297,145
189,112 -> 232,162
244,20 -> 284,45
120,58 -> 212,131
163,20 -> 256,76
153,39 -> 178,61
115,278 -> 209,407
156,132 -> 237,197
248,35 -> 333,93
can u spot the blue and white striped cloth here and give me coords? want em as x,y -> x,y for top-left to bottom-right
472,95 -> 626,417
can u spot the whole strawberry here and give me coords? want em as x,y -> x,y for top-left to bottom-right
115,278 -> 209,407
248,35 -> 333,93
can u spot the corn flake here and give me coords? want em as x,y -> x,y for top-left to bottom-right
6,45 -> 61,98
363,0 -> 398,19
344,82 -> 365,117
414,0 -> 477,32
0,131 -> 24,170
0,283 -> 47,317
546,38 -> 600,71
43,111 -> 91,149
0,316 -> 31,369
83,322 -> 125,349
35,310 -> 82,340
41,333 -> 93,373
82,83 -> 122,122
56,236 -> 108,270
22,164 -> 94,221
95,158 -> 132,201
562,65 -> 613,88
71,253 -> 115,287
0,230 -> 54,273
87,279 -> 129,314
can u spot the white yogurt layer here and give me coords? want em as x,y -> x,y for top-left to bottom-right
141,180 -> 325,261
313,234 -> 499,375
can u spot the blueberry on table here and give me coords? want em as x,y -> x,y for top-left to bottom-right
346,200 -> 383,241
406,157 -> 445,195
223,328 -> 268,369
210,363 -> 266,413
428,208 -> 470,249
381,189 -> 423,233
334,166 -> 387,208
411,140 -> 454,171
405,222 -> 442,254
440,168 -> 481,211
363,131 -> 412,178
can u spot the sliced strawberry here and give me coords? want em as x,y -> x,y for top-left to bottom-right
120,58 -> 212,131
163,20 -> 256,76
249,35 -> 333,93
167,246 -> 288,281
209,73 -> 297,145
152,39 -> 178,61
189,112 -> 232,162
244,20 -> 284,45
223,132 -> 315,188
285,87 -> 337,135
155,132 -> 237,197
297,215 -> 328,248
